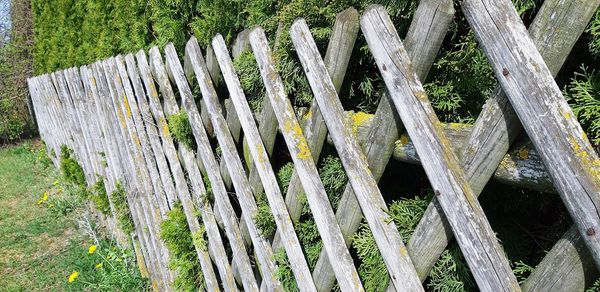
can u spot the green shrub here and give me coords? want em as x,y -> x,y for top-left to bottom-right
254,191 -> 276,238
353,196 -> 431,291
59,145 -> 86,187
588,9 -> 600,57
564,66 -> 600,146
111,182 -> 135,234
90,177 -> 111,215
167,110 -> 196,150
160,202 -> 204,291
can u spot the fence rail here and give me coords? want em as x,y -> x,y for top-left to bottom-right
28,0 -> 600,291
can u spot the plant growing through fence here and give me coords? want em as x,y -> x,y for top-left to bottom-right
160,202 -> 204,291
110,182 -> 134,234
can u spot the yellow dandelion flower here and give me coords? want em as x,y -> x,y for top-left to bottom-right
52,180 -> 59,185
42,192 -> 48,201
95,263 -> 103,269
88,244 -> 97,254
37,199 -> 43,205
68,271 -> 79,283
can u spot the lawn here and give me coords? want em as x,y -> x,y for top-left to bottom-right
0,141 -> 147,291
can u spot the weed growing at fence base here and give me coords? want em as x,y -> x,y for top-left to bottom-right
168,110 -> 196,151
59,145 -> 86,187
160,201 -> 204,291
90,177 -> 111,215
111,182 -> 135,235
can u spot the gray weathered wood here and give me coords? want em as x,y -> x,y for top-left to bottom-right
522,225 -> 598,292
310,2 -> 453,289
125,53 -> 239,291
145,47 -> 260,291
292,19 -> 428,291
407,0 -> 600,284
166,42 -> 285,291
361,6 -> 520,291
250,27 -> 364,292
463,0 -> 600,270
209,34 -> 319,291
115,55 -> 221,291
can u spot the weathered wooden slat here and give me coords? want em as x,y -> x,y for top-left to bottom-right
208,35 -> 320,291
101,57 -> 177,285
292,19 -> 426,291
407,0 -> 600,286
522,226 -> 598,291
125,53 -> 239,291
361,6 -> 520,291
115,55 -> 222,291
166,42 -> 285,291
81,64 -> 165,286
93,60 -> 174,288
330,117 -> 554,193
250,27 -> 364,292
463,0 -> 600,270
310,2 -> 454,289
144,47 -> 260,291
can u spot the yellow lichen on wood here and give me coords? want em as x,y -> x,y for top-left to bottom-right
414,90 -> 428,102
303,109 -> 313,121
159,117 -> 170,137
568,135 -> 600,182
256,144 -> 266,164
116,108 -> 127,129
123,95 -> 133,118
285,119 -> 311,160
398,133 -> 410,146
517,146 -> 529,160
350,112 -> 374,136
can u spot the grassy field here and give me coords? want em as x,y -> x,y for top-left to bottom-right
0,141 -> 147,291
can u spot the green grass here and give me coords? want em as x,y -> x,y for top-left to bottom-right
0,141 -> 147,291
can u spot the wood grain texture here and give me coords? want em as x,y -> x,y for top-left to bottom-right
408,0 -> 600,285
310,2 -> 454,289
146,46 -> 261,291
208,35 -> 320,291
292,18 -> 426,291
170,40 -> 285,291
250,27 -> 364,292
361,6 -> 520,291
463,0 -> 600,270
116,55 -> 221,291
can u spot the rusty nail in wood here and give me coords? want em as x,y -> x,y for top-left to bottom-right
382,64 -> 387,71
587,228 -> 595,236
502,68 -> 509,76
435,190 -> 441,196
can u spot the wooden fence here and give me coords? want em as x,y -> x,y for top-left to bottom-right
27,0 -> 600,291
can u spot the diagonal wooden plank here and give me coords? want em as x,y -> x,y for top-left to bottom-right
462,0 -> 600,270
406,0 -> 600,288
250,27 -> 365,292
292,18 -> 429,292
80,65 -> 166,288
124,53 -> 239,291
360,6 -> 520,291
143,47 -> 260,291
94,60 -> 175,288
187,36 -> 320,291
164,42 -> 284,291
114,55 -> 221,291
309,2 -> 454,289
